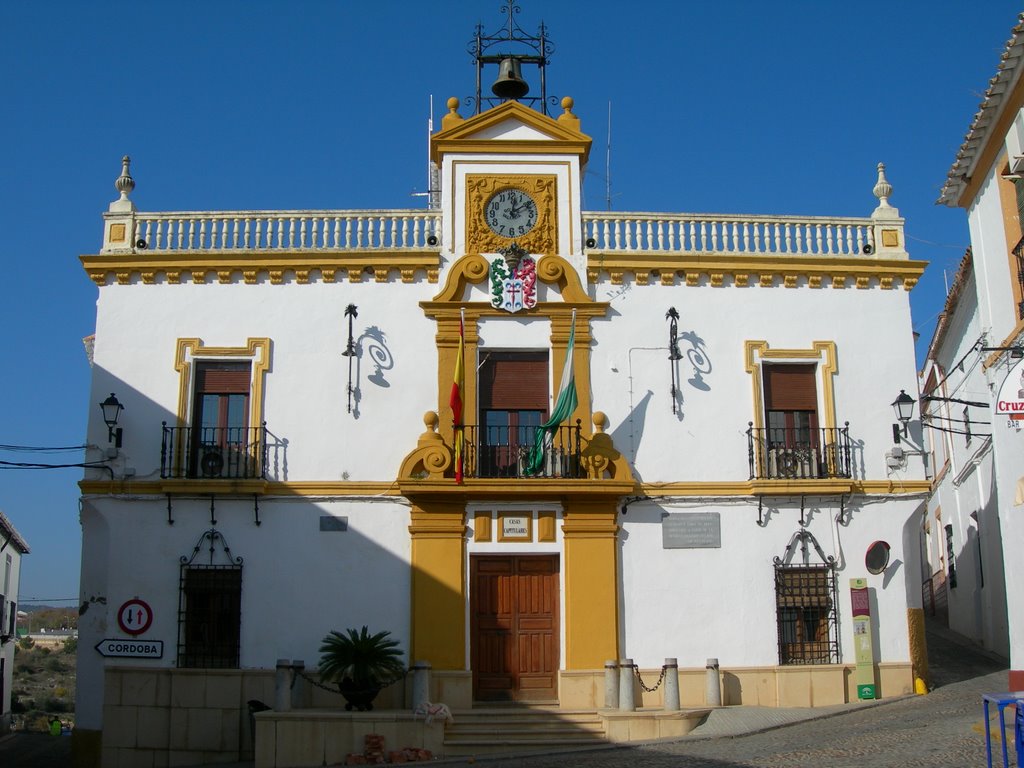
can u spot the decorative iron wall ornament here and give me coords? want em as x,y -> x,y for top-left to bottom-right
774,528 -> 835,568
490,244 -> 537,313
666,308 -> 682,414
180,527 -> 243,568
342,304 -> 358,414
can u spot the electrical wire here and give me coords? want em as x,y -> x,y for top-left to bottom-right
0,444 -> 87,453
921,337 -> 985,399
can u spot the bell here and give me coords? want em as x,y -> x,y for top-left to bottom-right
492,57 -> 530,100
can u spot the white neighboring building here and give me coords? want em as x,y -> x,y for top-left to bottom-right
0,510 -> 30,734
74,24 -> 928,768
936,13 -> 1024,690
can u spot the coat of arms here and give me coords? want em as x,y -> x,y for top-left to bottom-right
490,242 -> 537,313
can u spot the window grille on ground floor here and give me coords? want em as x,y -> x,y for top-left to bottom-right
774,563 -> 839,665
177,564 -> 242,668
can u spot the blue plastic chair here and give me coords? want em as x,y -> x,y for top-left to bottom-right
1016,700 -> 1023,766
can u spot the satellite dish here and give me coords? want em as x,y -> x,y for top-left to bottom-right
865,540 -> 890,575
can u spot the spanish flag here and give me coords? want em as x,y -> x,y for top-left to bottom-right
450,314 -> 465,483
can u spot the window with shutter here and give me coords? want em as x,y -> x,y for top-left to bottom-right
762,364 -> 821,478
478,352 -> 548,477
190,362 -> 252,478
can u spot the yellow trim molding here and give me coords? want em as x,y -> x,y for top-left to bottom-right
587,252 -> 926,291
79,478 -> 929,497
174,338 -> 271,430
745,340 -> 838,431
80,251 -> 440,287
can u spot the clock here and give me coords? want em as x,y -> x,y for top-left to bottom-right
485,188 -> 538,239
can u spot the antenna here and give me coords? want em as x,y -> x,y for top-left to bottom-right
606,101 -> 613,211
411,96 -> 442,209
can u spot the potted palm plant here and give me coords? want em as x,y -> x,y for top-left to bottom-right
317,626 -> 406,711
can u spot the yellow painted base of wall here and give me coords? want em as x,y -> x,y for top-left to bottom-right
560,663 -> 914,709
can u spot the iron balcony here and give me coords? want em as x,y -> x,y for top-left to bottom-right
160,423 -> 268,480
455,422 -> 583,479
747,423 -> 853,481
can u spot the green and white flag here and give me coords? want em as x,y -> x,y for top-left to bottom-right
526,313 -> 578,475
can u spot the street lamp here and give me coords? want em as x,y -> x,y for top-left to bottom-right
891,389 -> 915,441
99,393 -> 124,448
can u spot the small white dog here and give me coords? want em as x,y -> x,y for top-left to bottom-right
413,701 -> 454,725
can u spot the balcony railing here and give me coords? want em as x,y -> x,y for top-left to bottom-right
106,210 -> 442,254
161,423 -> 268,480
582,212 -> 876,257
747,424 -> 852,481
456,422 -> 583,479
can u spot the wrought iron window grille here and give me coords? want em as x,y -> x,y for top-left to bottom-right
177,527 -> 243,669
773,530 -> 840,665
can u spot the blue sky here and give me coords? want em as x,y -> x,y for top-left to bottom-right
1,0 -> 1019,602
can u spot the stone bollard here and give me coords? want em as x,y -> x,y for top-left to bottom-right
290,660 -> 305,709
274,659 -> 292,711
705,658 -> 722,706
618,658 -> 636,711
411,660 -> 432,711
604,660 -> 619,709
663,658 -> 680,712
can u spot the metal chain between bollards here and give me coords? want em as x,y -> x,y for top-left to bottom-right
295,667 -> 410,694
634,663 -> 667,693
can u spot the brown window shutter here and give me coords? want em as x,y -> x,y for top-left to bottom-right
764,364 -> 817,411
479,352 -> 549,410
195,362 -> 251,394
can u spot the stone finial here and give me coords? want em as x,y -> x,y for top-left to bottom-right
557,96 -> 581,132
873,162 -> 892,208
115,155 -> 135,200
108,155 -> 136,214
441,97 -> 464,131
871,162 -> 900,220
593,411 -> 608,434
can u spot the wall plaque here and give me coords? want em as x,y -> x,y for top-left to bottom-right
499,514 -> 532,542
662,513 -> 721,549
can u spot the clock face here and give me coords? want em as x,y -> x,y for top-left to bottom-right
485,188 -> 538,239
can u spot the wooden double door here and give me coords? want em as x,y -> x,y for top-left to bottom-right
470,555 -> 560,702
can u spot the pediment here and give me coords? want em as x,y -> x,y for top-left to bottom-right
431,100 -> 591,163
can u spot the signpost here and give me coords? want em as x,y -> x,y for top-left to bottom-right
117,598 -> 153,636
95,638 -> 164,659
850,578 -> 876,699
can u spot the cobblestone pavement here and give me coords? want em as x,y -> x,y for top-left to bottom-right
440,624 -> 1015,768
441,669 -> 1014,768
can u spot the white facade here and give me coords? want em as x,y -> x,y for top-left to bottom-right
76,98 -> 928,767
936,15 -> 1024,688
0,510 -> 29,734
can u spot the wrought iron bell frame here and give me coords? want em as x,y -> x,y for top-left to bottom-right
468,2 -> 556,115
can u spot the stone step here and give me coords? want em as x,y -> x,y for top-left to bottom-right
442,709 -> 608,755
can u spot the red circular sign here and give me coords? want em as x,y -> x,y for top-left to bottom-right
117,598 -> 153,636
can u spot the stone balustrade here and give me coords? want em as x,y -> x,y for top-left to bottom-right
102,209 -> 442,254
582,212 -> 885,257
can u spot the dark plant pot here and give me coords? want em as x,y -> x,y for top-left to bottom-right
338,677 -> 380,712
